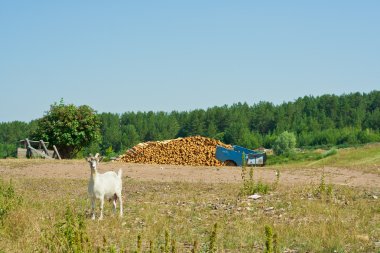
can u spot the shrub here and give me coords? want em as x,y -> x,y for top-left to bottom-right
316,148 -> 337,159
272,131 -> 297,156
33,99 -> 101,158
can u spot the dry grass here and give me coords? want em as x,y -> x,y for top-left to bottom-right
0,173 -> 379,252
0,158 -> 78,170
1,144 -> 380,252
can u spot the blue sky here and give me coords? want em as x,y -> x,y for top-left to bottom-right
1,1 -> 379,122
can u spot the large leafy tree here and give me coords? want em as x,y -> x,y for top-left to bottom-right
33,101 -> 101,158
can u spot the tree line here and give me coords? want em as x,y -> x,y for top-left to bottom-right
1,91 -> 379,158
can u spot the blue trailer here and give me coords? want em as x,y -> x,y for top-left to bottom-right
215,145 -> 266,166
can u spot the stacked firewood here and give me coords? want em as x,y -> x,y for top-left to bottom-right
118,136 -> 231,166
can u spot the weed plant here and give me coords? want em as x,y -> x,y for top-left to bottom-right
264,225 -> 279,253
0,179 -> 22,226
314,171 -> 334,201
240,156 -> 271,196
41,206 -> 91,253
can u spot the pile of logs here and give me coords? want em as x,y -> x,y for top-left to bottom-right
118,136 -> 231,166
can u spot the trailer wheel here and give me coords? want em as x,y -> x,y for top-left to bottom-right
224,160 -> 237,166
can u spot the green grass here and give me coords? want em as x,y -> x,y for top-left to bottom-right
0,175 -> 379,252
267,143 -> 380,174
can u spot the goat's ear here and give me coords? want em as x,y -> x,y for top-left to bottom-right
95,153 -> 100,158
86,157 -> 91,162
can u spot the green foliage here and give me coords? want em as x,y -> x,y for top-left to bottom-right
314,171 -> 334,200
316,148 -> 337,159
164,230 -> 170,253
33,100 -> 101,158
99,113 -> 123,153
0,144 -> 16,158
208,223 -> 218,253
102,146 -> 116,161
1,91 -> 380,158
264,225 -> 279,253
0,121 -> 31,158
267,148 -> 338,165
200,223 -> 218,253
273,233 -> 279,253
0,179 -> 22,226
121,124 -> 140,150
264,225 -> 273,253
273,131 -> 297,156
240,163 -> 271,196
41,206 -> 90,252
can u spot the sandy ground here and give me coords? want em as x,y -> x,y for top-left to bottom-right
0,159 -> 379,189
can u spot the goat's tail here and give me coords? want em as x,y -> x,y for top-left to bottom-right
117,169 -> 122,179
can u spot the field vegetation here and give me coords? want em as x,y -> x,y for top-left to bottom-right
0,144 -> 379,252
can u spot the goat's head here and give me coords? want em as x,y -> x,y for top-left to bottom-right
86,153 -> 103,170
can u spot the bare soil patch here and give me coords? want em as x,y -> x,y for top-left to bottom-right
0,159 -> 379,188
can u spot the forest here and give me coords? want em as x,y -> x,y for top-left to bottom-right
1,91 -> 379,158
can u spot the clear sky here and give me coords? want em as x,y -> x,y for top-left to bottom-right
1,1 -> 379,122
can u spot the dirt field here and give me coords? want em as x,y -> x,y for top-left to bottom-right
0,159 -> 379,188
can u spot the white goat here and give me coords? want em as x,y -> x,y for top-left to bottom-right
86,153 -> 123,220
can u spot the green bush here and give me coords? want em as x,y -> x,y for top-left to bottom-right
0,144 -> 16,159
316,148 -> 337,159
272,131 -> 297,156
33,99 -> 101,159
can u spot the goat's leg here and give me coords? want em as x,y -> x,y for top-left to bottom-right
112,196 -> 117,213
118,193 -> 123,217
91,197 -> 96,220
99,197 -> 104,220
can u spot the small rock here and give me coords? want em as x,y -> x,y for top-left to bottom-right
248,194 -> 262,200
264,207 -> 274,212
374,241 -> 380,248
373,195 -> 378,199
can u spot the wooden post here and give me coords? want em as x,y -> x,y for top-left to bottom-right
40,140 -> 50,156
53,145 -> 62,160
28,146 -> 53,159
25,138 -> 32,158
